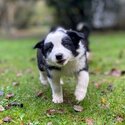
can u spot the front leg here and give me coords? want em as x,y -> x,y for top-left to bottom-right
75,70 -> 89,101
48,76 -> 63,103
39,71 -> 48,85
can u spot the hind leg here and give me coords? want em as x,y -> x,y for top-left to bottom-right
39,71 -> 48,85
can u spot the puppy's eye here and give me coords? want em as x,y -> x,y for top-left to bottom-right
63,42 -> 72,48
44,42 -> 53,53
62,37 -> 72,48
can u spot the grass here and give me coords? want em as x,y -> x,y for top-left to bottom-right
0,31 -> 125,125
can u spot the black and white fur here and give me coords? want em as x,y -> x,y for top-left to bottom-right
76,22 -> 91,59
34,27 -> 89,103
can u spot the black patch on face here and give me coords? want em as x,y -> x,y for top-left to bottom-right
62,36 -> 79,57
44,42 -> 53,57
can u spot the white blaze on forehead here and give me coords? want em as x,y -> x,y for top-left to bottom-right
45,31 -> 66,46
44,30 -> 74,66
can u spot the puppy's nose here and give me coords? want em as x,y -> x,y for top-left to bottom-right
56,53 -> 63,60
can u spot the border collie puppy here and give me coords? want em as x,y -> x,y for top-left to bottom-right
34,27 -> 89,103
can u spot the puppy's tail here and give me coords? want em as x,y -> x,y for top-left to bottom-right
76,22 -> 90,38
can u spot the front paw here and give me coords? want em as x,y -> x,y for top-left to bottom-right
75,90 -> 86,102
52,94 -> 63,103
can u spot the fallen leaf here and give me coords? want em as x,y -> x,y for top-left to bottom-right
46,108 -> 64,116
101,97 -> 107,104
116,116 -> 124,123
108,68 -> 121,77
3,116 -> 12,122
85,118 -> 94,125
0,91 -> 4,96
73,105 -> 83,112
10,102 -> 23,108
46,109 -> 57,116
6,93 -> 14,99
0,105 -> 5,112
5,104 -> 11,110
5,102 -> 23,109
36,91 -> 43,97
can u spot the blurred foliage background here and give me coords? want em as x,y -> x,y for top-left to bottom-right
0,0 -> 125,37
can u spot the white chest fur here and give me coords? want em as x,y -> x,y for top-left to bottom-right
50,55 -> 86,78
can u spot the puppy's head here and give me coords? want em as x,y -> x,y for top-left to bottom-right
34,28 -> 85,67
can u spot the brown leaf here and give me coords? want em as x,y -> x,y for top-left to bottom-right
5,102 -> 23,109
3,116 -> 12,122
46,108 -> 64,116
6,93 -> 14,99
0,105 -> 5,112
10,102 -> 23,108
108,68 -> 121,77
116,116 -> 124,123
73,105 -> 83,112
46,109 -> 57,116
5,104 -> 11,110
36,91 -> 43,97
85,118 -> 94,125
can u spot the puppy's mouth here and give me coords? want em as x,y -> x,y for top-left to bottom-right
57,59 -> 66,65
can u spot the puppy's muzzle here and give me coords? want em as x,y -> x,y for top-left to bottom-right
56,53 -> 66,64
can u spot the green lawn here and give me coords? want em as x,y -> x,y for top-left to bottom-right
0,32 -> 125,125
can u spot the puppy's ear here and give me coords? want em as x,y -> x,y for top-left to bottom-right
66,30 -> 85,48
33,40 -> 44,49
49,26 -> 57,32
34,40 -> 45,55
66,30 -> 85,41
